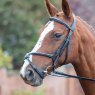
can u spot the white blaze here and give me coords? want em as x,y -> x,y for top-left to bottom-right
20,21 -> 54,77
32,21 -> 54,53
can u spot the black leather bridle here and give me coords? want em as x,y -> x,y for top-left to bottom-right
24,16 -> 95,82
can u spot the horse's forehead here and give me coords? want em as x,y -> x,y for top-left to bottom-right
40,21 -> 54,39
31,21 -> 54,53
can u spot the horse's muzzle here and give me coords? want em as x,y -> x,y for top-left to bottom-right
20,67 -> 43,86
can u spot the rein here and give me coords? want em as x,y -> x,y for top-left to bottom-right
24,16 -> 95,82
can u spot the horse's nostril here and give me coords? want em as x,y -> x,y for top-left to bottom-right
25,69 -> 35,81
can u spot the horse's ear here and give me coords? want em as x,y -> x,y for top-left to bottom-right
62,0 -> 72,18
45,0 -> 58,16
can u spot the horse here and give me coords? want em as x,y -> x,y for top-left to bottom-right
20,0 -> 95,95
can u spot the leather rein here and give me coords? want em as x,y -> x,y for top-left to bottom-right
24,16 -> 95,82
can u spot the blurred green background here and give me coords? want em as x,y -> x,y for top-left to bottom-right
0,0 -> 58,69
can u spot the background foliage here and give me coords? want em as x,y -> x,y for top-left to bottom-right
0,45 -> 12,68
12,89 -> 44,95
0,0 -> 50,69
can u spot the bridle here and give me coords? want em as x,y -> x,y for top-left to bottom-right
24,15 -> 95,82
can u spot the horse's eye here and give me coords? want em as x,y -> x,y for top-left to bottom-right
54,33 -> 62,39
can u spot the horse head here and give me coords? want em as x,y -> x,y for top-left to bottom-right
20,0 -> 78,86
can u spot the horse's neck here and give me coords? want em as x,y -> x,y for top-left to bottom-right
73,17 -> 95,95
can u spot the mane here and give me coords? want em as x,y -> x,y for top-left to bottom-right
76,16 -> 95,36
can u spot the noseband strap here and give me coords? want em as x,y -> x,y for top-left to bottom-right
24,15 -> 95,82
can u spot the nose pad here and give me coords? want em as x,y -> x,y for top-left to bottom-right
25,69 -> 35,81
